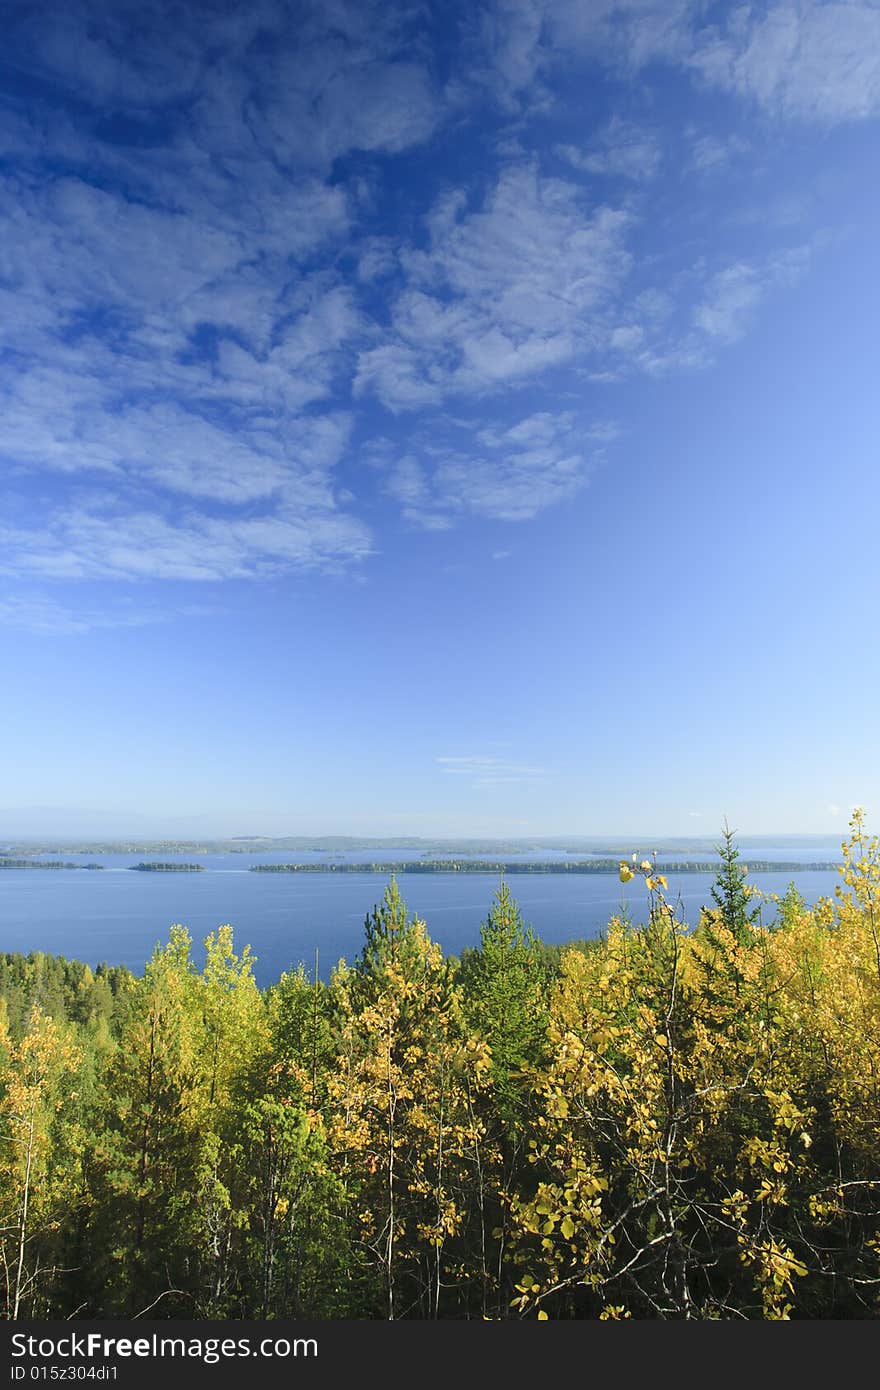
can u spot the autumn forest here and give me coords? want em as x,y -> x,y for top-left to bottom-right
2,812 -> 879,1321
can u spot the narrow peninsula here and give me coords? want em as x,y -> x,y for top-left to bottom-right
0,858 -> 104,870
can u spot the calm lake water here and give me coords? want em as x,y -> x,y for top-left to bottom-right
0,842 -> 845,985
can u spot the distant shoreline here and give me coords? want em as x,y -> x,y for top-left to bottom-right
250,859 -> 841,875
0,856 -> 841,875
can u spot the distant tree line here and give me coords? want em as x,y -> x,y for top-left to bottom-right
250,858 -> 839,875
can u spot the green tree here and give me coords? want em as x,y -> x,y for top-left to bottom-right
88,926 -> 204,1315
241,1095 -> 353,1317
710,820 -> 760,946
461,880 -> 549,1123
265,957 -> 334,1112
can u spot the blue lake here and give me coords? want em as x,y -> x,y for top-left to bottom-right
0,843 -> 845,985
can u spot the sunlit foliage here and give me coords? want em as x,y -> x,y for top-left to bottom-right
1,813 -> 877,1319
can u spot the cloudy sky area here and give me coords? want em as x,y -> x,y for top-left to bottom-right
1,0 -> 878,836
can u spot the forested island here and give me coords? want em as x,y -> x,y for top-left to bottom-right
0,858 -> 104,870
1,813 -> 878,1321
127,861 -> 205,873
250,857 -> 840,875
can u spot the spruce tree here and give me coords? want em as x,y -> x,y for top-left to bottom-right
462,881 -> 549,1101
711,819 -> 760,946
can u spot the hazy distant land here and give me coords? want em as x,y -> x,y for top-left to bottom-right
0,833 -> 845,858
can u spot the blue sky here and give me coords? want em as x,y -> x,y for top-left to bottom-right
1,0 -> 878,838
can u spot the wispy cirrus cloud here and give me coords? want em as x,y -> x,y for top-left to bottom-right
0,594 -> 208,636
437,755 -> 552,787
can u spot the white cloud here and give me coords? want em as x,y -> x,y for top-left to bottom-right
692,262 -> 765,345
557,117 -> 662,180
409,167 -> 629,326
357,164 -> 632,408
0,171 -> 356,368
0,503 -> 373,585
692,247 -> 811,345
259,61 -> 442,166
0,0 -> 856,601
689,1 -> 880,122
686,128 -> 752,173
0,593 -> 219,636
0,157 -> 367,585
9,1 -> 445,166
544,0 -> 696,70
377,410 -> 612,526
12,2 -> 205,108
0,595 -> 177,637
602,246 -> 813,374
0,323 -> 361,509
431,447 -> 584,522
462,0 -> 550,107
0,1 -> 444,589
467,0 -> 695,97
483,0 -> 880,126
357,238 -> 398,282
